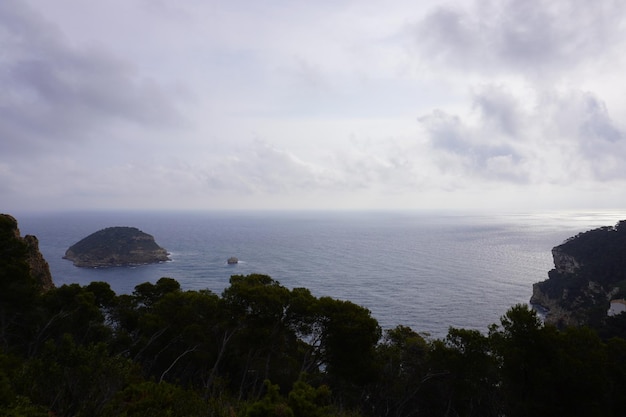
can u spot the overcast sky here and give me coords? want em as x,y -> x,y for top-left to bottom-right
2,0 -> 626,212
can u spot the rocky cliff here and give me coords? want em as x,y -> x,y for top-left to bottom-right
531,220 -> 626,328
0,213 -> 54,292
64,226 -> 170,268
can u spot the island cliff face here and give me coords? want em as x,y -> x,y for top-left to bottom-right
64,226 -> 170,268
531,220 -> 626,328
0,213 -> 54,291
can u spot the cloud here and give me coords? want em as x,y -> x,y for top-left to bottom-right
418,85 -> 626,184
415,0 -> 625,78
419,107 -> 524,183
201,141 -> 345,194
472,85 -> 522,137
0,0 -> 184,157
553,91 -> 626,180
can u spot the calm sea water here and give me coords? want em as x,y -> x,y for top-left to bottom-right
14,210 -> 625,339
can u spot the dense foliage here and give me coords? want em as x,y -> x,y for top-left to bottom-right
558,220 -> 626,288
2,269 -> 626,416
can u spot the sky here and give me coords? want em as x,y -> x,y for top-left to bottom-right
2,0 -> 626,212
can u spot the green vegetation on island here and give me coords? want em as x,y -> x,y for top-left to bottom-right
2,213 -> 626,417
63,226 -> 170,268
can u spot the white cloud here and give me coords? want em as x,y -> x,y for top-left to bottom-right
0,0 -> 185,157
414,0 -> 626,79
418,86 -> 626,186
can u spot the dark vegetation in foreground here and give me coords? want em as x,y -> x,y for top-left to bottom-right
3,227 -> 626,416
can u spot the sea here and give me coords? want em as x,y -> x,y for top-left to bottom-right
13,210 -> 625,339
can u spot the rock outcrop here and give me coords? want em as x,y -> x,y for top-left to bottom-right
531,220 -> 626,328
551,246 -> 582,275
64,226 -> 170,268
0,213 -> 54,292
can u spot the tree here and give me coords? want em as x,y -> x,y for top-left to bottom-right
17,335 -> 137,416
106,279 -> 226,389
221,275 -> 299,398
314,296 -> 381,408
557,327 -> 609,414
490,304 -> 611,416
34,283 -> 111,351
137,288 -> 221,387
426,327 -> 500,417
132,277 -> 181,308
489,305 -> 558,416
367,325 -> 430,417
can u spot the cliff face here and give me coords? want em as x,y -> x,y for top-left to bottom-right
551,246 -> 582,274
0,214 -> 55,292
64,226 -> 170,268
531,220 -> 626,328
24,234 -> 55,291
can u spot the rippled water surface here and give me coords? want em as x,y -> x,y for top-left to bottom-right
16,210 -> 625,338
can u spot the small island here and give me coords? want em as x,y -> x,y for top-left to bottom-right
63,226 -> 170,268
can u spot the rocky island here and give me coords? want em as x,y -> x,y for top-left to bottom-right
63,226 -> 170,268
531,220 -> 626,328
